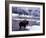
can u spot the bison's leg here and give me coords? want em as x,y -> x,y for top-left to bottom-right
19,26 -> 21,30
24,25 -> 26,30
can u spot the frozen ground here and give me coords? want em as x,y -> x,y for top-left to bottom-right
12,19 -> 40,31
12,25 -> 40,31
13,22 -> 40,31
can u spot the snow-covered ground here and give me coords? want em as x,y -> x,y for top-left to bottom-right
12,24 -> 40,31
12,19 -> 40,31
26,25 -> 40,31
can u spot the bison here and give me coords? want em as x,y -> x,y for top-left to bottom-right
19,20 -> 29,30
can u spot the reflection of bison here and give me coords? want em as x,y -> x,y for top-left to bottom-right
19,20 -> 29,30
